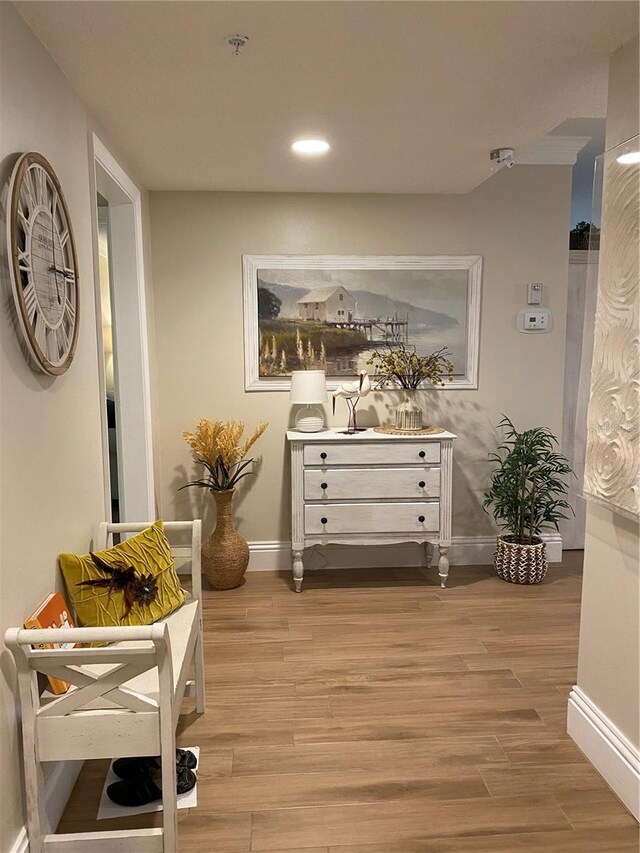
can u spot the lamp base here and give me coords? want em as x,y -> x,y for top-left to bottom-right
294,405 -> 324,433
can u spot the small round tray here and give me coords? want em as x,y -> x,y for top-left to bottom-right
373,425 -> 445,436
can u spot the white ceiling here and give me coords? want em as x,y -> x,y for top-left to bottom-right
16,1 -> 639,194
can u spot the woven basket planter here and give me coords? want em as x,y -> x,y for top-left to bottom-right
494,535 -> 547,584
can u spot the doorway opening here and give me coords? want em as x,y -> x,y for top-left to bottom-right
97,195 -> 120,521
561,119 -> 605,550
92,136 -> 155,524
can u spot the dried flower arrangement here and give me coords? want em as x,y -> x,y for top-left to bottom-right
180,419 -> 268,492
367,343 -> 454,389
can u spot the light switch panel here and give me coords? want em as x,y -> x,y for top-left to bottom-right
528,282 -> 543,304
517,308 -> 552,333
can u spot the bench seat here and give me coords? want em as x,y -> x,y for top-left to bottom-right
82,597 -> 200,705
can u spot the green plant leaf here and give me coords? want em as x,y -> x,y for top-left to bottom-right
483,415 -> 574,538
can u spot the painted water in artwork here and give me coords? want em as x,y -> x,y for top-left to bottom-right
257,267 -> 469,378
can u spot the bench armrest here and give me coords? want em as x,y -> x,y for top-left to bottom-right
5,622 -> 174,719
5,622 -> 167,649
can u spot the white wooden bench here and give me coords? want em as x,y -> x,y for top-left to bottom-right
5,520 -> 205,853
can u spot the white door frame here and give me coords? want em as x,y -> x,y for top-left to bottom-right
89,133 -> 155,522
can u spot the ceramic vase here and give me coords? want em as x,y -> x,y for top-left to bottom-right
201,489 -> 249,589
395,389 -> 423,431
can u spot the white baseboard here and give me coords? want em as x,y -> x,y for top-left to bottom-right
9,760 -> 82,853
9,827 -> 27,853
248,534 -> 563,572
567,686 -> 640,820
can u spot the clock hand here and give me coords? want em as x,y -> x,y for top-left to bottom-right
50,201 -> 61,304
49,265 -> 75,281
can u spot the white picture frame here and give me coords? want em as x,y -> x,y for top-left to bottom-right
243,254 -> 482,392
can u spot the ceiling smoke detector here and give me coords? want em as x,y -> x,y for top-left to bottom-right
490,148 -> 515,170
225,34 -> 249,56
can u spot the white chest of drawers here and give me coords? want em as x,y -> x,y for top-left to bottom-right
287,427 -> 456,592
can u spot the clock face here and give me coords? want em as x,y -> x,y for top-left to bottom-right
7,152 -> 79,375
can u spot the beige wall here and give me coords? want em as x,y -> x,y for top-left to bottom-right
605,36 -> 639,151
149,165 -> 571,544
0,5 -> 152,849
576,37 -> 640,748
578,505 -> 639,742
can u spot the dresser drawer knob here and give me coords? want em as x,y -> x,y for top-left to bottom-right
419,450 -> 426,458
321,482 -> 328,490
419,481 -> 426,488
418,515 -> 425,523
321,517 -> 328,525
320,452 -> 327,460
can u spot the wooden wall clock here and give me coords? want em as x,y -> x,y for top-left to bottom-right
7,152 -> 79,375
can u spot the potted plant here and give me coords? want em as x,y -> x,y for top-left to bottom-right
367,343 -> 454,430
483,416 -> 574,584
180,419 -> 268,589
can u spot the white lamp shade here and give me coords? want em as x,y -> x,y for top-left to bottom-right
289,370 -> 328,404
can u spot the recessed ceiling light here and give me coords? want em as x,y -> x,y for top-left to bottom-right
616,151 -> 640,165
292,139 -> 330,156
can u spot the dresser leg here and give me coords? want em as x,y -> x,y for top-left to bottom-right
424,542 -> 434,567
438,544 -> 450,588
292,549 -> 304,593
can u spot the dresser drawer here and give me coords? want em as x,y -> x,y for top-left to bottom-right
304,502 -> 439,535
303,442 -> 440,467
304,467 -> 440,501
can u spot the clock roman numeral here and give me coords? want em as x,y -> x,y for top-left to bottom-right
35,167 -> 48,206
34,312 -> 47,350
65,298 -> 76,324
18,249 -> 31,276
56,323 -> 70,356
17,189 -> 31,219
19,184 -> 34,215
24,169 -> 39,208
47,328 -> 58,364
23,283 -> 38,324
59,228 -> 69,247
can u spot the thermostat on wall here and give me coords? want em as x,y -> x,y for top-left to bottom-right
517,308 -> 552,333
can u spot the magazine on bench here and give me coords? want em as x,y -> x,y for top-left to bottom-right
24,592 -> 78,695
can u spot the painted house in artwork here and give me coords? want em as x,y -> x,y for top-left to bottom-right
297,285 -> 357,323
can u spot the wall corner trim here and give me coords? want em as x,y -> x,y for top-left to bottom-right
567,686 -> 640,821
8,826 -> 27,853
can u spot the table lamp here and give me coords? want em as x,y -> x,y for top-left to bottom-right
289,370 -> 328,432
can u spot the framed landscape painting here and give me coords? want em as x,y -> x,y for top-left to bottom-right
243,255 -> 482,391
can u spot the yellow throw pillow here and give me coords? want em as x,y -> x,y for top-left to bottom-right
59,520 -> 186,629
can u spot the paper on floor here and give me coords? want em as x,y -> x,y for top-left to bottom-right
97,747 -> 199,820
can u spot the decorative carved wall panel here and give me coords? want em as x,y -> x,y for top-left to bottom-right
584,137 -> 639,519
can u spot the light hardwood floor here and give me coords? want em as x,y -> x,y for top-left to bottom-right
58,552 -> 639,851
